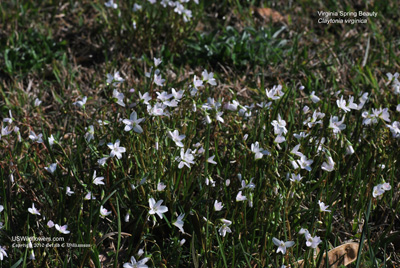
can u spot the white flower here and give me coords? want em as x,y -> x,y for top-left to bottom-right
321,156 -> 335,172
148,198 -> 168,219
177,149 -> 195,169
290,173 -> 303,183
73,96 -> 87,108
373,182 -> 391,198
310,91 -> 320,103
48,134 -> 56,146
34,98 -> 42,107
218,219 -> 232,237
55,224 -> 70,234
271,114 -> 288,135
45,163 -> 57,174
28,203 -> 40,215
66,187 -> 74,196
139,92 -> 152,105
85,125 -> 95,142
132,3 -> 142,11
372,107 -> 390,122
84,191 -> 96,200
0,205 -> 3,213
297,155 -> 313,171
207,155 -> 217,165
236,191 -> 247,202
336,96 -> 351,113
202,70 -> 217,85
154,73 -> 165,87
265,85 -> 284,100
154,57 -> 162,67
171,88 -> 184,100
107,71 -> 124,84
305,232 -> 322,249
0,246 -> 7,260
272,237 -> 295,254
47,220 -> 55,228
193,75 -> 203,88
29,131 -> 43,143
98,157 -> 109,166
251,142 -> 270,160
318,200 -> 331,212
157,182 -> 166,191
386,121 -> 400,138
108,139 -> 126,159
168,130 -> 185,147
123,256 -> 149,268
173,213 -> 185,233
100,206 -> 112,218
112,89 -> 125,107
3,110 -> 13,123
93,170 -> 104,185
329,115 -> 346,134
123,111 -> 144,133
214,200 -> 224,211
105,0 -> 118,9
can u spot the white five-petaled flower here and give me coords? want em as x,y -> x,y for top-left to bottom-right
154,73 -> 165,87
107,71 -> 124,84
157,182 -> 166,191
108,139 -> 126,159
202,69 -> 217,85
139,92 -> 152,105
123,256 -> 149,268
112,89 -> 125,107
271,114 -> 288,135
265,85 -> 284,100
168,130 -> 185,147
173,213 -> 185,233
29,131 -> 43,143
321,156 -> 335,172
177,148 -> 195,169
318,200 -> 331,212
214,200 -> 224,211
148,198 -> 168,219
193,75 -> 203,88
55,224 -> 70,234
329,115 -> 346,134
297,155 -> 313,171
100,206 -> 112,218
272,237 -> 295,254
218,219 -> 232,237
123,111 -> 144,133
45,163 -> 57,174
251,142 -> 270,160
28,203 -> 41,215
304,231 -> 322,249
290,173 -> 303,183
73,96 -> 87,108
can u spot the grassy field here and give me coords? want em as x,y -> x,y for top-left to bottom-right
0,0 -> 399,267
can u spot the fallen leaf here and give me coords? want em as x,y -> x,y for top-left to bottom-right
254,7 -> 285,23
292,242 -> 359,267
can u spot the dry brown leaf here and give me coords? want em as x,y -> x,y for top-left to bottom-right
254,7 -> 285,23
292,242 -> 359,268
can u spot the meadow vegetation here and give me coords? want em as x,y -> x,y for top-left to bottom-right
0,0 -> 399,267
